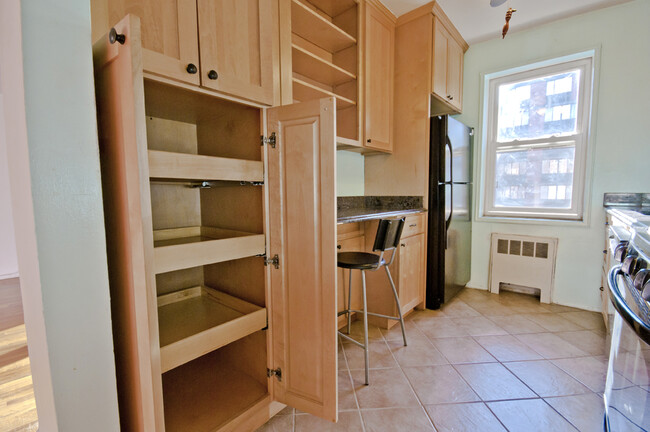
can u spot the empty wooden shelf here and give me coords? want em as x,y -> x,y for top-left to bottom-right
153,227 -> 265,274
292,77 -> 355,109
148,150 -> 263,183
306,0 -> 357,17
162,344 -> 269,432
158,285 -> 266,372
291,44 -> 356,87
291,0 -> 356,53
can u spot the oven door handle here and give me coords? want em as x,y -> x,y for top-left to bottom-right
608,265 -> 650,345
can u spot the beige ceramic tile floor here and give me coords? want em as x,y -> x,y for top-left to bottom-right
256,288 -> 611,432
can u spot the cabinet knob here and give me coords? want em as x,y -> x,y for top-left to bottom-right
337,245 -> 342,249
208,70 -> 219,80
447,95 -> 454,100
401,243 -> 406,247
109,28 -> 126,45
186,63 -> 198,74
367,139 -> 372,143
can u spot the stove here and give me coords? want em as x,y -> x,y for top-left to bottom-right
604,230 -> 650,431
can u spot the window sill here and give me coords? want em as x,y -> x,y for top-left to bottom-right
475,214 -> 590,227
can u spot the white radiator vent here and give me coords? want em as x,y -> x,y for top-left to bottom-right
489,234 -> 558,303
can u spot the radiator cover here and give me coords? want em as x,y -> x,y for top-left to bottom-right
488,233 -> 558,303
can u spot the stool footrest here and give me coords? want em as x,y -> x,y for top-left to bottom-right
347,309 -> 402,321
338,332 -> 365,348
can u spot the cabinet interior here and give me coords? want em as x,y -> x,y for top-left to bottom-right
290,0 -> 359,145
143,79 -> 270,429
162,331 -> 269,432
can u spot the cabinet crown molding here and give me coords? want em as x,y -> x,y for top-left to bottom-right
366,0 -> 397,23
395,1 -> 468,52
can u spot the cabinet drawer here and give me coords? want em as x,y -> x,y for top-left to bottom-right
401,214 -> 425,238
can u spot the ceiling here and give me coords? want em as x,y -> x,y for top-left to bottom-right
380,0 -> 632,44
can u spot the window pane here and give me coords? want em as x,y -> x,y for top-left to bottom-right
497,69 -> 581,142
494,145 -> 575,209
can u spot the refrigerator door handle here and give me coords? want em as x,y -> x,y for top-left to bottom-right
445,135 -> 454,232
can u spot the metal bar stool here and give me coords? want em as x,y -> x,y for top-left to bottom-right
337,218 -> 408,385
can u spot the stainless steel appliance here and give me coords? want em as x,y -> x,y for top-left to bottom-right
605,230 -> 650,431
426,116 -> 473,309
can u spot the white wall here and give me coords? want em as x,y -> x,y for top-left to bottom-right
4,0 -> 121,429
457,0 -> 650,310
0,92 -> 19,279
337,150 -> 365,196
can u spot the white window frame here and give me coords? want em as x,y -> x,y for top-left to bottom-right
482,54 -> 594,221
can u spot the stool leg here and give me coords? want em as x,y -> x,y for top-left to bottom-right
361,270 -> 369,385
385,266 -> 407,347
347,269 -> 353,334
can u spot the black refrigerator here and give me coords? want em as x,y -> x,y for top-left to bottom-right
426,115 -> 473,309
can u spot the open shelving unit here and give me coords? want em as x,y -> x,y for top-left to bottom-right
142,79 -> 270,430
289,0 -> 361,147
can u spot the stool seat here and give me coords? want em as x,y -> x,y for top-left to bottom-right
337,252 -> 385,270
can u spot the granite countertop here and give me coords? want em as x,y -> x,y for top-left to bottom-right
337,196 -> 426,224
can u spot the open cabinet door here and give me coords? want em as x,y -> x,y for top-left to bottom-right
267,98 -> 338,421
93,15 -> 163,432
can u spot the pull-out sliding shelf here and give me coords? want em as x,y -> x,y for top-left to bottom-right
148,150 -> 263,183
153,227 -> 265,274
158,286 -> 267,372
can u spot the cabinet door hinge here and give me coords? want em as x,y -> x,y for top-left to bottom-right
257,253 -> 280,269
260,132 -> 277,148
267,367 -> 282,381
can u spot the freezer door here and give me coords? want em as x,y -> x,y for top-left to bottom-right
445,183 -> 472,300
448,116 -> 472,184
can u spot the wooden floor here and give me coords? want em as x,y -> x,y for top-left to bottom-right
0,278 -> 38,432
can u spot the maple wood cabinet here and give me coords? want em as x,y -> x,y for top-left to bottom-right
431,16 -> 464,113
93,16 -> 336,432
105,0 -> 277,105
360,213 -> 426,328
363,0 -> 395,153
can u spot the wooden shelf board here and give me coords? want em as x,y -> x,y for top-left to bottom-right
292,44 -> 356,87
162,350 -> 269,432
148,150 -> 263,183
336,136 -> 360,148
291,0 -> 356,53
307,0 -> 357,17
153,226 -> 265,274
158,286 -> 266,373
292,78 -> 356,109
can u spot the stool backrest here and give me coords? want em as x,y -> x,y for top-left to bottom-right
372,218 -> 406,252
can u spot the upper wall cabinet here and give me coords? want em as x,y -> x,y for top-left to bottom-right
363,0 -> 395,153
280,0 -> 362,149
107,0 -> 277,105
197,0 -> 275,105
430,13 -> 467,114
108,0 -> 200,85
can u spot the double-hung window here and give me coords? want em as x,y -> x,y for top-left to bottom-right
482,54 -> 594,220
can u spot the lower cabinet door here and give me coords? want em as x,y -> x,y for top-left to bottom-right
398,234 -> 425,312
337,236 -> 365,319
266,98 -> 338,422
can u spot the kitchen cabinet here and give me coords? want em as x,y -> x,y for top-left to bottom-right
280,0 -> 362,149
106,0 -> 277,105
398,232 -> 426,313
431,16 -> 463,112
363,214 -> 427,328
363,0 -> 395,153
336,223 -> 365,323
93,15 -> 336,432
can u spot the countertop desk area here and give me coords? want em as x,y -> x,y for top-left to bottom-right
336,196 -> 427,328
